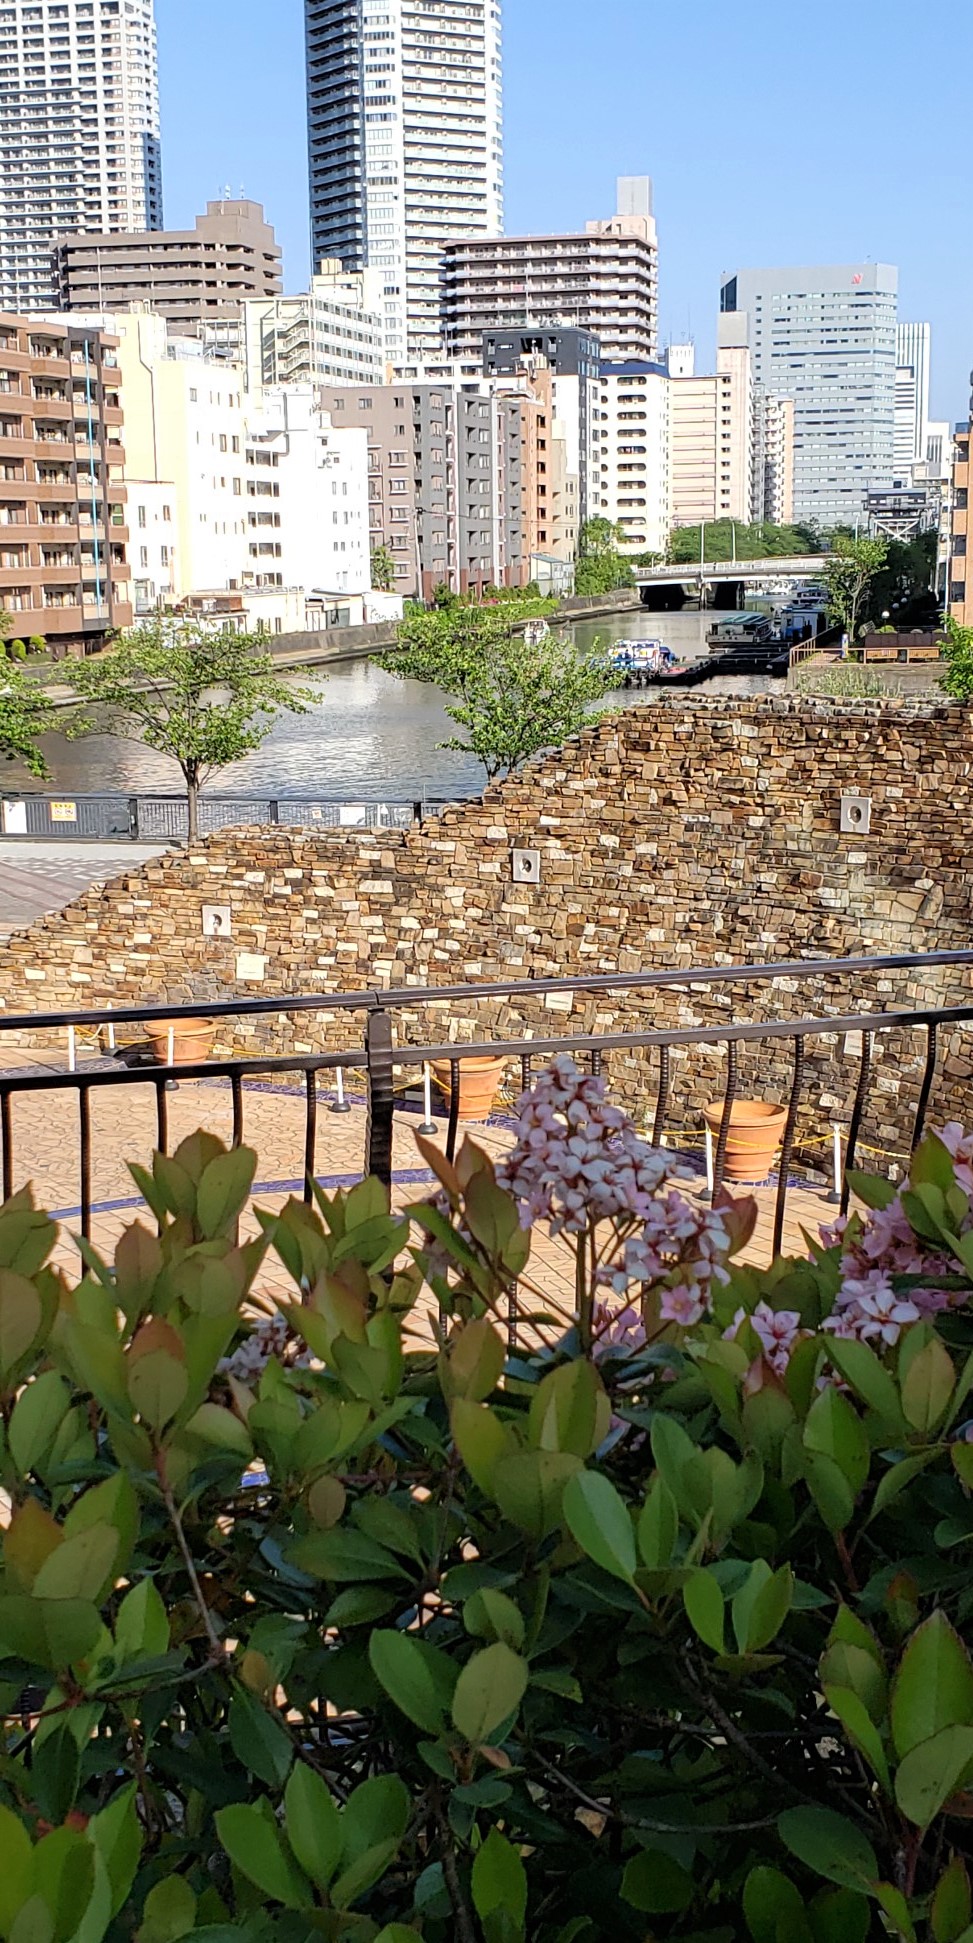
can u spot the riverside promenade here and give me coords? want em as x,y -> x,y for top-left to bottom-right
0,840 -> 165,936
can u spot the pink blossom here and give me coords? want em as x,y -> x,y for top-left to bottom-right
824,1272 -> 921,1346
660,1284 -> 708,1328
939,1122 -> 973,1196
724,1301 -> 804,1375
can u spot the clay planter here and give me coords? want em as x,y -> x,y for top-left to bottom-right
145,1018 -> 216,1067
430,1055 -> 506,1122
703,1098 -> 789,1182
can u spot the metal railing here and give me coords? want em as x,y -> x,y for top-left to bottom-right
0,793 -> 462,841
1,951 -> 973,1262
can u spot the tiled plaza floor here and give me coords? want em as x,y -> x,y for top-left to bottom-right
0,841 -> 166,936
0,1049 -> 838,1336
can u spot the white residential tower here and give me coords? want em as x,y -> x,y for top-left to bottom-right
0,0 -> 162,312
304,0 -> 504,362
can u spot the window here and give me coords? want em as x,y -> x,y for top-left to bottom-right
139,546 -> 148,567
160,546 -> 169,566
162,504 -> 171,521
189,388 -> 197,402
219,435 -> 228,454
137,505 -> 146,528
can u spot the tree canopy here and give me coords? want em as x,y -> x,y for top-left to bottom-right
574,519 -> 635,596
370,545 -> 396,593
382,605 -> 614,780
69,616 -> 321,839
667,520 -> 824,563
824,535 -> 889,643
0,664 -> 60,777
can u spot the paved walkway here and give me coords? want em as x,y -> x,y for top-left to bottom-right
0,1054 -> 837,1338
0,841 -> 165,936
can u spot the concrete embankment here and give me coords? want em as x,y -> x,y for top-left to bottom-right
270,590 -> 642,671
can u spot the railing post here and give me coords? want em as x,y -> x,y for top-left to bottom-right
128,796 -> 139,840
365,1007 -> 395,1188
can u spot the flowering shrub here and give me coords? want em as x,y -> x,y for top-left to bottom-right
3,1068 -> 973,1938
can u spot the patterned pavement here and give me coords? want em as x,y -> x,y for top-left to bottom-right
0,842 -> 165,936
0,1052 -> 837,1334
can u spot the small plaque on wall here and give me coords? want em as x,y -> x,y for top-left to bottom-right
236,952 -> 267,982
512,848 -> 542,884
202,905 -> 232,937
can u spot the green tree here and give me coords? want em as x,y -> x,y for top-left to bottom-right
824,534 -> 889,643
0,662 -> 59,775
370,544 -> 396,592
938,615 -> 973,703
383,604 -> 613,779
574,518 -> 635,596
70,616 -> 321,840
667,520 -> 825,564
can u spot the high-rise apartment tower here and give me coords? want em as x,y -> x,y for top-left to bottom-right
0,0 -> 162,312
719,264 -> 898,529
895,321 -> 931,477
305,0 -> 503,362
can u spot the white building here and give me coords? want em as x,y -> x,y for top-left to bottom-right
592,363 -> 669,555
752,390 -> 795,525
895,321 -> 931,477
720,264 -> 898,529
0,0 -> 162,312
243,260 -> 385,394
666,342 -> 754,528
244,386 -> 370,598
305,0 -> 504,362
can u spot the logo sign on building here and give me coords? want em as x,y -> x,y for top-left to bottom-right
50,801 -> 78,824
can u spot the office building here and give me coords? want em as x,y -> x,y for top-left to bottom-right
895,322 -> 931,477
719,264 -> 898,528
305,0 -> 503,362
442,178 -> 658,367
592,362 -> 669,556
666,342 -> 754,528
0,0 -> 162,313
243,260 -> 384,393
0,310 -> 131,653
54,201 -> 282,353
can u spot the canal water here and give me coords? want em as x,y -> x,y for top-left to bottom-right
12,609 -> 775,804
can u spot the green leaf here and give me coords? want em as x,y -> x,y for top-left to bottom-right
452,1641 -> 528,1744
374,1930 -> 425,1943
0,1595 -> 102,1672
493,1449 -> 582,1538
8,1373 -> 70,1476
823,1684 -> 891,1793
901,1335 -> 956,1435
464,1589 -> 525,1651
895,1725 -> 973,1829
0,1803 -> 33,1938
33,1526 -> 118,1604
562,1470 -> 636,1584
214,1803 -> 311,1910
890,1611 -> 973,1758
528,1360 -> 606,1458
196,1150 -> 258,1239
32,1828 -> 95,1942
137,1877 -> 197,1943
843,1169 -> 897,1211
330,1839 -> 400,1912
114,1579 -> 169,1664
803,1451 -> 856,1533
637,1475 -> 679,1568
471,1828 -> 528,1931
778,1805 -> 878,1891
284,1764 -> 341,1893
31,1725 -> 81,1826
732,1561 -> 793,1653
874,1881 -> 918,1942
450,1399 -> 513,1495
326,1587 -> 399,1629
341,1773 -> 410,1862
442,1317 -> 505,1402
743,1866 -> 813,1942
803,1385 -> 869,1494
228,1686 -> 293,1788
10,1901 -> 55,1943
683,1568 -> 725,1653
807,1888 -> 871,1943
932,1857 -> 972,1943
369,1629 -> 457,1734
0,1270 -> 43,1380
825,1336 -> 906,1431
620,1848 -> 693,1915
87,1785 -> 142,1921
288,1528 -> 410,1582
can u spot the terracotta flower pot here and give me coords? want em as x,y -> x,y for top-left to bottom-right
145,1018 -> 216,1066
702,1098 -> 789,1182
430,1055 -> 507,1122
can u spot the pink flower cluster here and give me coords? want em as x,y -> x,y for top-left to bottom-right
725,1302 -> 804,1376
495,1055 -> 730,1309
818,1130 -> 973,1348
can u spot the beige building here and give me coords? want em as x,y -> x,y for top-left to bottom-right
667,344 -> 753,527
753,391 -> 795,525
442,178 -> 658,366
53,202 -> 282,352
950,419 -> 972,625
0,312 -> 132,655
243,261 -> 385,393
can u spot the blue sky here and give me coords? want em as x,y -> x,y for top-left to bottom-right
158,0 -> 972,422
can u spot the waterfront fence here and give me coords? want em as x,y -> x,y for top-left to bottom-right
0,793 -> 461,841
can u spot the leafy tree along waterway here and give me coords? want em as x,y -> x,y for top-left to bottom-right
3,612 -> 769,803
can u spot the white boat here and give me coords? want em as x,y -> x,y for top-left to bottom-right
610,638 -> 676,677
523,618 -> 551,647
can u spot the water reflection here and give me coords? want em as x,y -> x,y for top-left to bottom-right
12,609 -> 775,803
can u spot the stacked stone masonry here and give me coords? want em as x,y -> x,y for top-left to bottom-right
2,696 -> 973,1172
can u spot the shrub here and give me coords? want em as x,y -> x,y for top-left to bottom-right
2,1065 -> 973,1939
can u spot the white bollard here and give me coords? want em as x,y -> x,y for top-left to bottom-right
167,1026 -> 175,1068
67,1025 -> 76,1073
829,1122 -> 843,1204
704,1124 -> 715,1192
419,1062 -> 438,1136
330,1064 -> 351,1115
105,1002 -> 116,1052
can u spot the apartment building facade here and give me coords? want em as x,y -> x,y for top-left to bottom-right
0,310 -> 131,652
243,261 -> 384,393
305,0 -> 503,361
591,362 -> 669,556
54,201 -> 282,352
949,409 -> 972,626
442,179 -> 658,367
0,0 -> 162,312
666,342 -> 753,528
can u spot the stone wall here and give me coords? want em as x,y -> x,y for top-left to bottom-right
3,695 -> 973,1169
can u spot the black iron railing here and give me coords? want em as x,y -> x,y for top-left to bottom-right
0,793 -> 462,840
2,950 -> 973,1253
